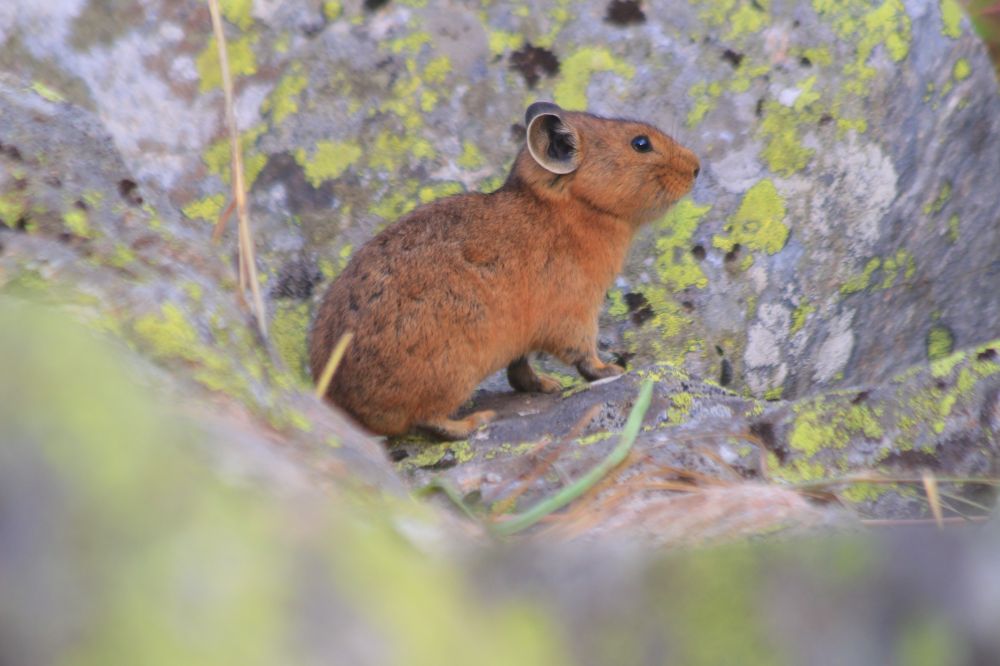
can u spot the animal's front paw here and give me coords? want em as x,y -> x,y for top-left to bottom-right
576,357 -> 625,381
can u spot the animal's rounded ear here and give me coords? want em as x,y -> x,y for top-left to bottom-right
525,101 -> 580,175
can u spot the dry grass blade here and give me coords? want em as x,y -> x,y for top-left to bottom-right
207,0 -> 268,339
922,469 -> 945,529
315,332 -> 354,399
212,199 -> 236,242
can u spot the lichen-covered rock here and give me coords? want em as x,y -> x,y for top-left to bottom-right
0,75 -> 401,494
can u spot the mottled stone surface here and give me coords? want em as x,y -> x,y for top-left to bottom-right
5,0 -> 997,400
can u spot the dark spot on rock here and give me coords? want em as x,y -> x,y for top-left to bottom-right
364,0 -> 390,11
14,216 -> 29,232
389,448 -> 409,462
977,348 -> 997,362
724,243 -> 741,263
57,232 -> 73,244
423,448 -> 457,471
255,152 -> 337,213
271,257 -> 323,300
819,114 -> 834,125
681,300 -> 695,312
719,358 -> 733,386
851,390 -> 870,404
45,176 -> 62,188
605,0 -> 646,25
74,199 -> 87,211
624,291 -> 653,325
0,142 -> 22,161
509,43 -> 560,89
691,244 -> 706,260
721,48 -> 744,68
750,0 -> 764,10
793,19 -> 801,28
749,421 -> 782,461
935,379 -> 948,391
800,56 -> 812,67
715,344 -> 724,356
131,234 -> 159,252
0,238 -> 4,255
881,449 -> 939,470
755,98 -> 764,117
118,178 -> 143,206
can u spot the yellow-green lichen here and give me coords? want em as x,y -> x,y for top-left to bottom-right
758,101 -> 815,175
553,47 -> 635,110
0,193 -> 27,227
655,199 -> 712,291
713,180 -> 788,255
294,140 -> 363,187
196,35 -> 258,93
370,180 -> 420,222
840,251 -> 915,294
220,0 -> 254,30
423,56 -> 452,85
878,249 -> 916,289
263,63 -> 308,125
368,131 -> 435,171
204,124 -> 268,187
418,181 -> 464,203
487,29 -> 524,57
63,209 -> 92,238
697,0 -> 772,40
924,182 -> 951,215
388,32 -> 432,55
271,301 -> 311,384
323,1 -> 342,20
607,289 -> 628,319
666,392 -> 695,424
953,58 -> 971,81
947,214 -> 959,243
940,0 -> 963,38
457,141 -> 486,170
30,80 -> 66,103
686,81 -> 723,127
107,244 -> 136,268
926,325 -> 954,361
790,301 -> 815,334
813,0 -> 912,94
182,194 -> 226,222
396,440 -> 475,471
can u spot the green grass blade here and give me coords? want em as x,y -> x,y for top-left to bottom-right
491,379 -> 655,537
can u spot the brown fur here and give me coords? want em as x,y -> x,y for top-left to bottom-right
309,103 -> 699,439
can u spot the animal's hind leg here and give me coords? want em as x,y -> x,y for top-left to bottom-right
417,409 -> 497,441
506,356 -> 562,394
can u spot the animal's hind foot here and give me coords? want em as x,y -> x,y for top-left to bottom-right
507,356 -> 562,394
417,409 -> 496,441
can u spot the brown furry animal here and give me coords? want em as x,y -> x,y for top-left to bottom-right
310,102 -> 699,439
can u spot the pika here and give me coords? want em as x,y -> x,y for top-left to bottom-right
310,102 -> 699,439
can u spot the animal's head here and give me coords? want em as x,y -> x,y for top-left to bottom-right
517,101 -> 700,225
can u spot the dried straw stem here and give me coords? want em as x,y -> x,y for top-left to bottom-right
207,0 -> 268,338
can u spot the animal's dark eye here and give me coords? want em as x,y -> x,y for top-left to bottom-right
631,135 -> 652,153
